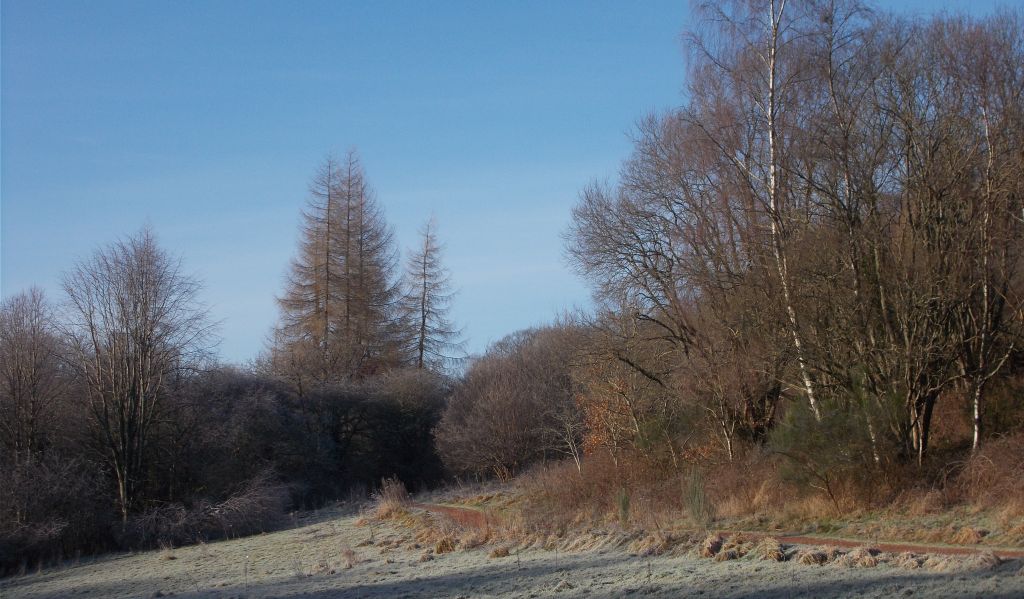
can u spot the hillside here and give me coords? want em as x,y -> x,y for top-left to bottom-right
3,497 -> 1023,599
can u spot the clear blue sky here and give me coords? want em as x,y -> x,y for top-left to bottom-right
1,0 -> 1012,364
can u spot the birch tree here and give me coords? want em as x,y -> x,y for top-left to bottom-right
688,0 -> 821,420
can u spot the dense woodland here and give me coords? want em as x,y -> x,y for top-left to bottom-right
3,0 -> 1024,575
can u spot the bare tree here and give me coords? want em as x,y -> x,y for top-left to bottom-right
687,0 -> 822,420
62,228 -> 214,523
0,288 -> 67,464
401,217 -> 464,373
940,13 -> 1024,452
566,3 -> 1024,471
435,327 -> 578,479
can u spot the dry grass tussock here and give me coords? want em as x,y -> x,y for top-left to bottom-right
834,547 -> 880,568
796,547 -> 832,566
950,526 -> 988,545
699,533 -> 724,558
372,477 -> 410,520
887,550 -> 1002,573
893,552 -> 926,570
753,537 -> 786,562
924,551 -> 1001,573
434,536 -> 456,554
697,532 -> 783,562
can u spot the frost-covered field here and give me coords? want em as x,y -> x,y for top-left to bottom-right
3,507 -> 1022,599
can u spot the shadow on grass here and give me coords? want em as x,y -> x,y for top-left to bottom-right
5,547 -> 1022,599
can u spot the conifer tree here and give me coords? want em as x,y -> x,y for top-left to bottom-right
401,217 -> 464,373
273,150 -> 401,386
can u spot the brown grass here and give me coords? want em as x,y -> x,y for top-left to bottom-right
699,533 -> 724,558
376,433 -> 1024,569
753,537 -> 786,562
950,526 -> 987,545
434,536 -> 455,554
902,489 -> 947,517
893,552 -> 926,569
954,434 -> 1024,521
373,478 -> 410,520
796,548 -> 833,566
714,548 -> 739,561
835,547 -> 880,568
715,533 -> 754,561
340,545 -> 357,569
628,532 -> 681,557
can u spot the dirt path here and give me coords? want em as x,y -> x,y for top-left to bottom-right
417,502 -> 1024,558
770,534 -> 1024,559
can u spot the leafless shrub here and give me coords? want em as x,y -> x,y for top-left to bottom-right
123,472 -> 288,548
0,456 -> 113,574
955,433 -> 1024,521
435,326 -> 582,479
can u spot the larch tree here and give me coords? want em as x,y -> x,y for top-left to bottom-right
335,152 -> 403,376
401,217 -> 464,373
272,150 -> 402,386
275,156 -> 344,390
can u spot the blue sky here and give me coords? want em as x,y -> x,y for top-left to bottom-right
1,0 -> 1012,364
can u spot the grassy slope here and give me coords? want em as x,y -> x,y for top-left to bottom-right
3,485 -> 1023,599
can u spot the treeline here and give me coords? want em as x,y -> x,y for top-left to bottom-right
437,1 -> 1024,516
0,152 -> 461,572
